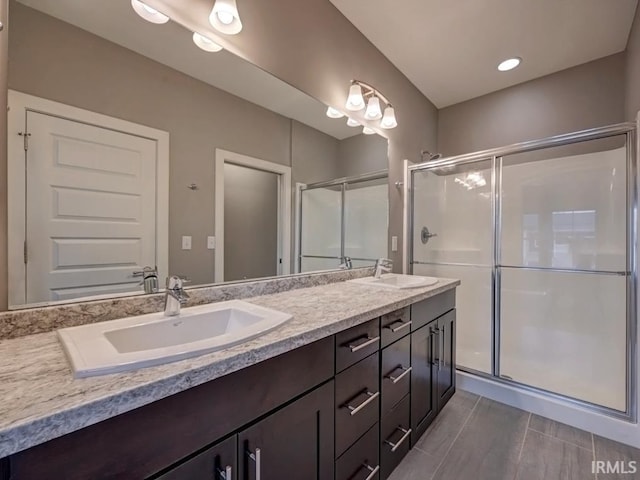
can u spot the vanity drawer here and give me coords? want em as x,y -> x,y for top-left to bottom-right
411,290 -> 455,331
154,435 -> 236,480
380,335 -> 411,414
335,423 -> 380,480
335,318 -> 380,373
335,353 -> 380,457
380,307 -> 411,347
380,395 -> 411,480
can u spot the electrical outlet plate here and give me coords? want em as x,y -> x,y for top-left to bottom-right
207,236 -> 216,249
391,236 -> 398,252
182,236 -> 192,250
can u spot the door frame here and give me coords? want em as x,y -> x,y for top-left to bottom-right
214,149 -> 291,283
7,90 -> 170,308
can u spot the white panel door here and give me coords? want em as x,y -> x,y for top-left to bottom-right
25,111 -> 158,303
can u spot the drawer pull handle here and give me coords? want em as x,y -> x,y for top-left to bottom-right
384,427 -> 412,452
347,335 -> 380,352
248,448 -> 261,480
217,465 -> 232,480
345,390 -> 380,416
361,463 -> 380,480
387,366 -> 412,384
385,319 -> 412,333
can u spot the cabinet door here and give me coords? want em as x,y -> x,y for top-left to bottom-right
155,436 -> 236,480
410,321 -> 437,446
437,310 -> 456,410
238,381 -> 334,480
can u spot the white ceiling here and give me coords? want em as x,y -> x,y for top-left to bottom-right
16,0 -> 358,139
330,0 -> 638,108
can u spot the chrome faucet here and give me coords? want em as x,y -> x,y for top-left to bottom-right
339,256 -> 353,270
374,258 -> 393,278
164,276 -> 190,316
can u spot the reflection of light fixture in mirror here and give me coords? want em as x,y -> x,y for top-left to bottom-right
337,80 -> 397,128
131,0 -> 170,24
455,172 -> 487,190
362,126 -> 376,135
326,106 -> 344,118
381,106 -> 397,129
209,0 -> 243,35
346,83 -> 365,111
364,96 -> 382,120
193,32 -> 223,52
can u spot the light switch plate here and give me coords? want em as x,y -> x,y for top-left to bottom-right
182,236 -> 192,250
391,236 -> 398,252
207,236 -> 216,249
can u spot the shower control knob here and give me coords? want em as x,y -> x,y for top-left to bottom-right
421,226 -> 437,244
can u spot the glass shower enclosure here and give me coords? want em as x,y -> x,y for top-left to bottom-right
297,171 -> 389,272
409,124 -> 637,418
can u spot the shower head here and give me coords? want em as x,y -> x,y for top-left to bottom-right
420,150 -> 442,161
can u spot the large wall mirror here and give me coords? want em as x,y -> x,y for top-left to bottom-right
5,0 -> 389,309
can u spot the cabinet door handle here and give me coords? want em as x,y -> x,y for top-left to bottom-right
217,465 -> 232,480
248,448 -> 261,480
386,366 -> 412,384
361,463 -> 380,480
384,427 -> 412,452
432,326 -> 440,371
347,335 -> 380,352
344,390 -> 380,416
440,325 -> 446,368
384,319 -> 412,333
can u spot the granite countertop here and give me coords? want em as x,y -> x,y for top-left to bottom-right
0,277 -> 459,458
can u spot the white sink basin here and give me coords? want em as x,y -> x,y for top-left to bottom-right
348,274 -> 439,290
58,300 -> 292,378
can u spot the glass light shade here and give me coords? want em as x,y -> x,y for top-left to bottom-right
209,0 -> 243,35
345,84 -> 365,111
131,0 -> 170,24
380,106 -> 398,129
347,117 -> 360,127
326,106 -> 344,119
193,32 -> 223,52
364,96 -> 383,120
362,126 -> 376,135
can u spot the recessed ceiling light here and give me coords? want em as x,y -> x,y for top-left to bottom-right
498,57 -> 521,72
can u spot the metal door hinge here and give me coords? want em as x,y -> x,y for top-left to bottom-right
18,132 -> 31,151
23,241 -> 28,264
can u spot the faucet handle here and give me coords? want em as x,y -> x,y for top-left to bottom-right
166,275 -> 190,289
377,258 -> 393,266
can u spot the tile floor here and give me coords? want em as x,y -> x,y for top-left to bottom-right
389,391 -> 640,480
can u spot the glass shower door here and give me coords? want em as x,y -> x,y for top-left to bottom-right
498,136 -> 628,411
411,159 -> 494,373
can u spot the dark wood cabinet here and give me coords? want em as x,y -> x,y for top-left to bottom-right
335,424 -> 380,480
154,436 -> 236,480
436,310 -> 456,410
380,395 -> 411,480
381,335 -> 411,415
410,320 -> 438,445
335,318 -> 380,373
237,381 -> 335,480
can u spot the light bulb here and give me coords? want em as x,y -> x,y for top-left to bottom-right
131,0 -> 170,24
380,106 -> 397,129
345,84 -> 365,111
193,32 -> 223,52
364,96 -> 382,120
347,118 -> 360,127
326,106 -> 344,119
209,0 -> 243,35
362,126 -> 375,135
498,57 -> 521,72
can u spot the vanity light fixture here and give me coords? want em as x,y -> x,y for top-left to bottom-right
209,0 -> 243,35
326,106 -> 344,118
339,80 -> 398,129
362,126 -> 376,135
131,0 -> 170,24
497,57 -> 521,72
193,32 -> 223,52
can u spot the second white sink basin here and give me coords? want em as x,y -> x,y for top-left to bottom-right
349,274 -> 439,290
58,300 -> 292,378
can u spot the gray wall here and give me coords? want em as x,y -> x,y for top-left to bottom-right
7,2 -> 382,288
626,3 -> 640,120
0,0 -> 7,310
149,0 -> 439,269
337,134 -> 388,178
438,53 -> 626,156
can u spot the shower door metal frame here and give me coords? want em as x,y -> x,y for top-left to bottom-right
296,170 -> 388,272
407,122 -> 638,421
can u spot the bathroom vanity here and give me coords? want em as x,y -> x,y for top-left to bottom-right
0,276 -> 458,480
